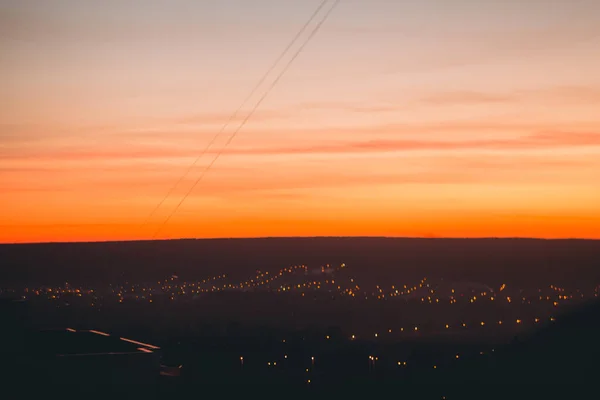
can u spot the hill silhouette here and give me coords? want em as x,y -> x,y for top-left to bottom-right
1,237 -> 599,288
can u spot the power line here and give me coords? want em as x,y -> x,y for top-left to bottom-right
152,0 -> 342,240
140,0 -> 332,229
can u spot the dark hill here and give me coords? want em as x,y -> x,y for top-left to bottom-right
1,237 -> 599,287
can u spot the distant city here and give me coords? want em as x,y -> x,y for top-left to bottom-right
4,261 -> 598,339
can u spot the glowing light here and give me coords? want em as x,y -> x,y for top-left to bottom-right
119,337 -> 160,350
89,330 -> 110,337
137,347 -> 153,353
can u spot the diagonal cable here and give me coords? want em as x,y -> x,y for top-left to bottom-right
153,0 -> 342,239
140,0 -> 332,228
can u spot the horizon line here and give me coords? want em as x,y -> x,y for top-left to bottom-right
2,235 -> 599,246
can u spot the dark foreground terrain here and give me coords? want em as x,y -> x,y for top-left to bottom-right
2,237 -> 600,287
2,296 -> 599,399
2,237 -> 598,399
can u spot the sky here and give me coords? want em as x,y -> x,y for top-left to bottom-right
1,0 -> 600,243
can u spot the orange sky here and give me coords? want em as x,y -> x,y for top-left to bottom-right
2,0 -> 600,243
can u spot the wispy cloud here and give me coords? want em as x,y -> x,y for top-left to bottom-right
413,86 -> 600,107
3,129 -> 599,163
382,26 -> 600,75
418,91 -> 516,105
174,109 -> 295,126
221,131 -> 600,155
294,101 -> 401,113
538,86 -> 600,104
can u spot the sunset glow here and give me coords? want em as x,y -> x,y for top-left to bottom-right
2,0 -> 600,243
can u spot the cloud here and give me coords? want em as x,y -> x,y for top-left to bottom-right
418,91 -> 516,105
538,86 -> 600,104
294,101 -> 401,113
431,155 -> 594,171
174,109 -> 294,126
492,213 -> 600,222
192,130 -> 600,155
381,86 -> 600,109
382,26 -> 600,75
70,171 -> 477,200
3,129 -> 599,164
0,185 -> 73,194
